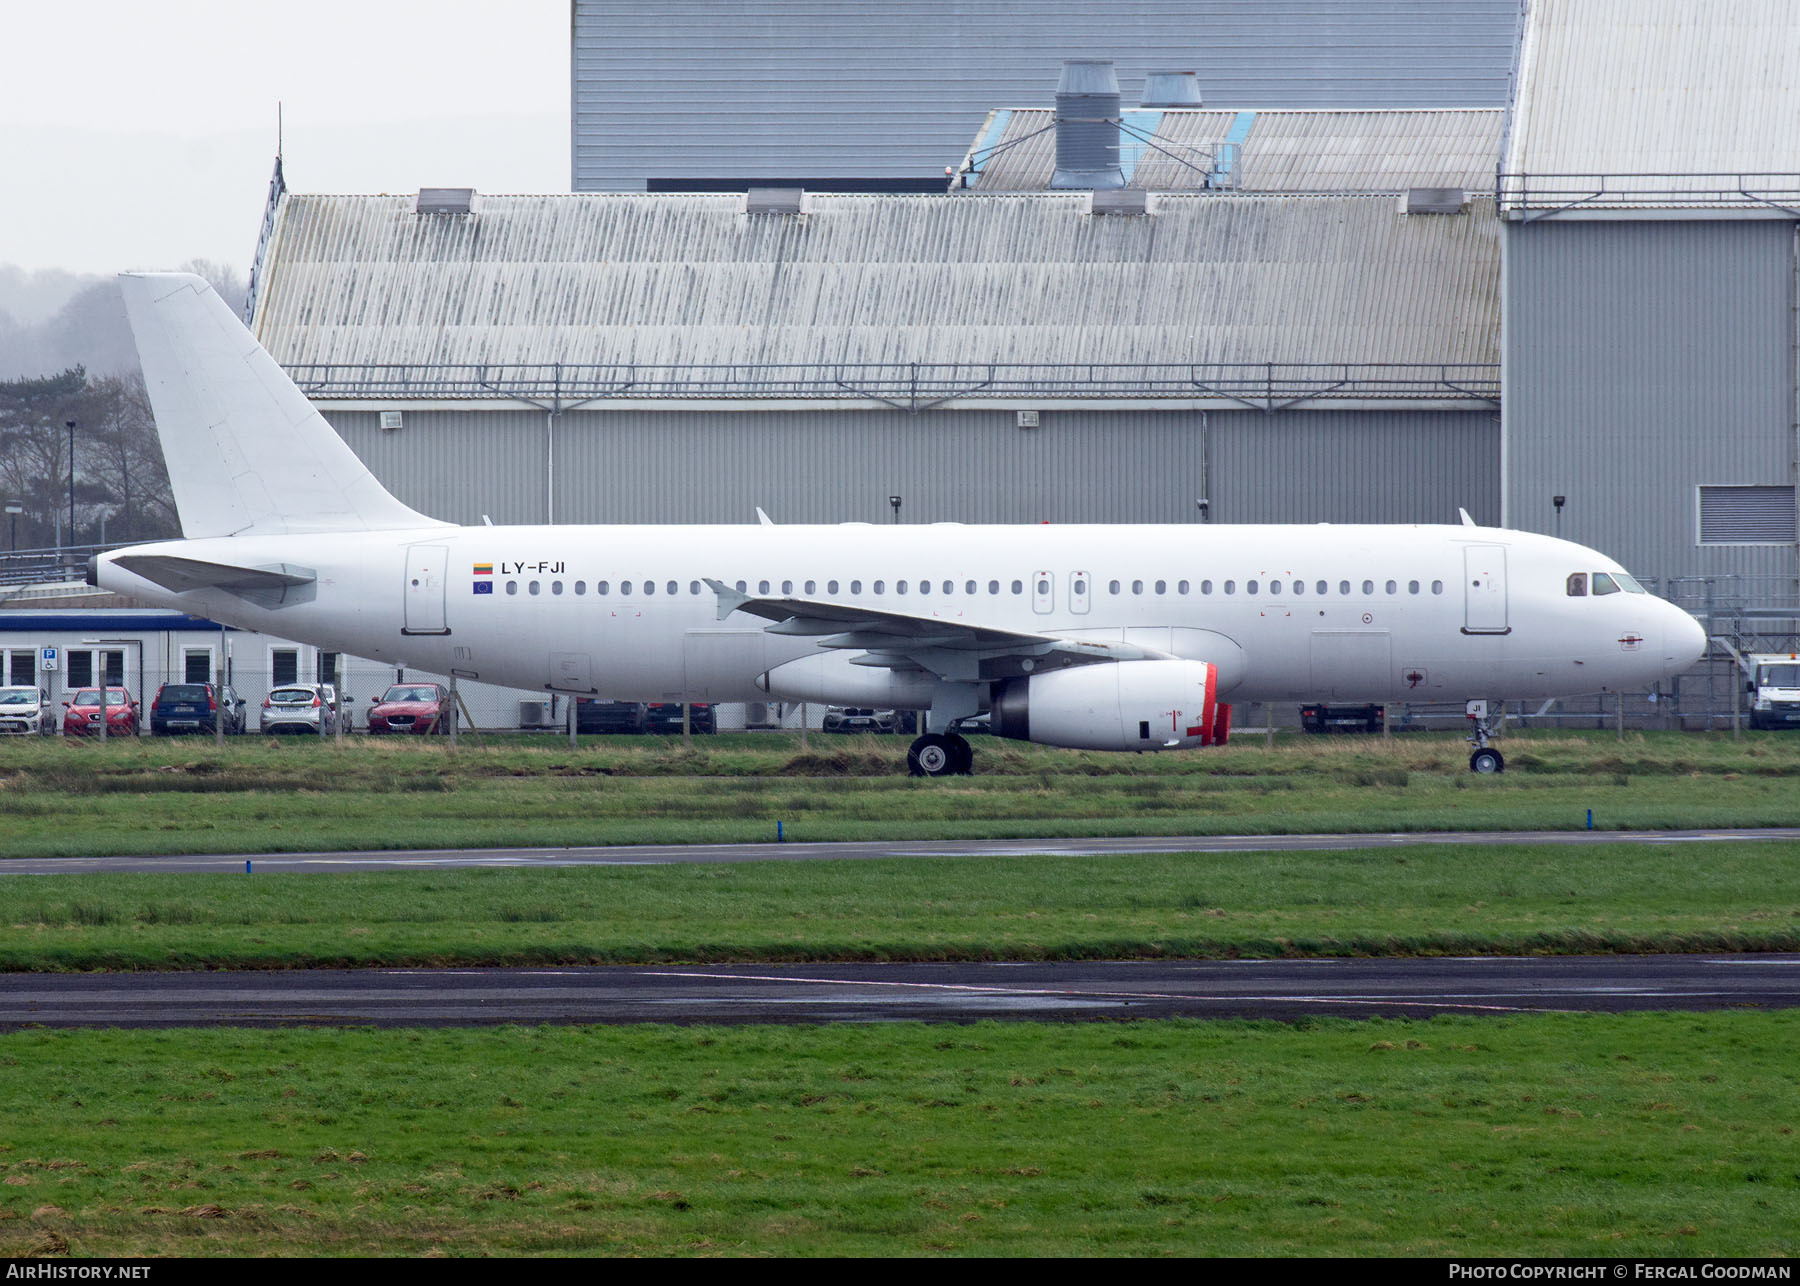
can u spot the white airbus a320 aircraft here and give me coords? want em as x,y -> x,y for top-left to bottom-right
95,274 -> 1706,776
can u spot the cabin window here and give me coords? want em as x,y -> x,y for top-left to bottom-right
621,581 -> 633,595
1408,580 -> 1420,594
1178,580 -> 1190,594
1291,580 -> 1304,595
1131,580 -> 1143,595
505,581 -> 518,596
1592,572 -> 1621,596
1432,580 -> 1444,594
897,580 -> 909,595
1361,580 -> 1374,595
918,580 -> 930,595
667,581 -> 677,596
1200,580 -> 1212,594
1223,580 -> 1235,595
642,580 -> 654,596
551,581 -> 563,595
690,581 -> 701,595
947,581 -> 957,595
1073,577 -> 1087,595
758,580 -> 770,594
1011,580 -> 1023,595
734,580 -> 746,593
988,580 -> 1000,594
1269,580 -> 1282,595
804,580 -> 816,594
1154,579 -> 1166,595
529,581 -> 541,596
873,580 -> 886,594
1385,580 -> 1397,595
1109,580 -> 1121,594
782,580 -> 793,594
596,581 -> 609,595
828,580 -> 840,594
1317,580 -> 1328,595
1246,580 -> 1259,595
850,580 -> 862,594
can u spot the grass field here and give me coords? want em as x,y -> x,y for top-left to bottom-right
3,729 -> 1800,859
5,730 -> 1797,1258
3,840 -> 1799,971
1,1015 -> 1795,1257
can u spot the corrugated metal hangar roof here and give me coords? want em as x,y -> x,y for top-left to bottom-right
964,108 -> 1503,193
1501,0 -> 1800,216
252,191 -> 1499,396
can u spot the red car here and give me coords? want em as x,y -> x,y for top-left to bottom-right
365,682 -> 453,734
62,687 -> 141,737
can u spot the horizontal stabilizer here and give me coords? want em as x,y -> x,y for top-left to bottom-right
113,553 -> 316,601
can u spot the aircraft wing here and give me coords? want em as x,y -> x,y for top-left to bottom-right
705,579 -> 1164,681
111,554 -> 316,606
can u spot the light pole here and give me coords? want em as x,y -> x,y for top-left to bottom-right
4,502 -> 20,552
889,495 -> 902,523
65,419 -> 76,554
1553,494 -> 1566,539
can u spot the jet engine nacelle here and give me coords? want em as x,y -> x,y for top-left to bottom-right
990,659 -> 1229,751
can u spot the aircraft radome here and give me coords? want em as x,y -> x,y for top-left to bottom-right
95,274 -> 1707,776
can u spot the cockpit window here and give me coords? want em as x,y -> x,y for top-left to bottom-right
1566,573 -> 1587,596
1615,572 -> 1647,594
1592,572 -> 1621,596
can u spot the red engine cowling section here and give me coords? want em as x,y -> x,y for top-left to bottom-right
990,659 -> 1222,751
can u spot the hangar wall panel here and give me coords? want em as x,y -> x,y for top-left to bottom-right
572,0 -> 1519,190
326,406 -> 1495,529
1504,220 -> 1797,586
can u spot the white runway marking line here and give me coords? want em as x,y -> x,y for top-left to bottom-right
637,971 -> 1576,1013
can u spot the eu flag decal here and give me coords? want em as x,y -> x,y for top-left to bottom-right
473,581 -> 494,595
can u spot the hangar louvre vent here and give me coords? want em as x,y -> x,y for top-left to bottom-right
1140,70 -> 1203,108
745,187 -> 805,215
1699,486 -> 1797,544
1051,59 -> 1124,190
416,188 -> 476,216
1091,188 -> 1148,215
1403,187 -> 1467,215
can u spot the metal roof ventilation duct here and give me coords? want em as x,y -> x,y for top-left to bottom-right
1140,70 -> 1204,108
416,188 -> 475,215
1050,59 -> 1124,190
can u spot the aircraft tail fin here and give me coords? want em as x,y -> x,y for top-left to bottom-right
118,272 -> 447,539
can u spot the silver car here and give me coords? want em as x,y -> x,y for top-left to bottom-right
258,684 -> 346,734
0,686 -> 53,735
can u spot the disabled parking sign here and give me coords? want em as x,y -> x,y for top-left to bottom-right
39,647 -> 58,672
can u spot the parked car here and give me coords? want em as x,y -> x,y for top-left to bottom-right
366,683 -> 453,734
574,699 -> 646,734
643,701 -> 715,734
0,686 -> 54,735
62,687 -> 141,737
150,682 -> 247,735
1299,703 -> 1385,734
822,706 -> 899,734
259,684 -> 346,734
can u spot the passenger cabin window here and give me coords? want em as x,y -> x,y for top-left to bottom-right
1567,573 -> 1588,596
1592,572 -> 1621,596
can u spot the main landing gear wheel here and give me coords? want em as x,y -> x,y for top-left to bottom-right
908,733 -> 974,778
1469,747 -> 1504,774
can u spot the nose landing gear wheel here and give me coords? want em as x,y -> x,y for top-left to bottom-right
908,733 -> 974,777
1469,747 -> 1504,774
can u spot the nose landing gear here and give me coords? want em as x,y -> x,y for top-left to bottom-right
1465,699 -> 1504,774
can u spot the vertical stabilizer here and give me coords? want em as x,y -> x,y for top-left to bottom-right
119,272 -> 446,538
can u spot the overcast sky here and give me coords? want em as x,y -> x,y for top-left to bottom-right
0,0 -> 568,277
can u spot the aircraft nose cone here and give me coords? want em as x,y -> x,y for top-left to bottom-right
1666,605 -> 1707,672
